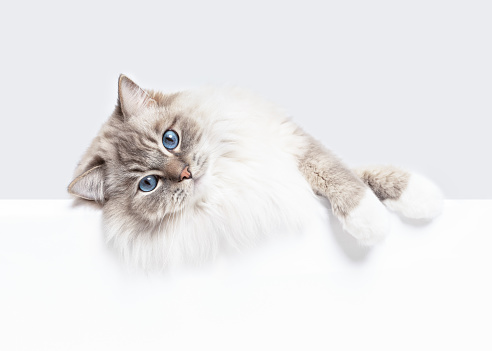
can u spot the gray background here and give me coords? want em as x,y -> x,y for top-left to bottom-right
0,0 -> 490,199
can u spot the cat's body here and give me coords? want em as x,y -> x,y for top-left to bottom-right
69,75 -> 443,268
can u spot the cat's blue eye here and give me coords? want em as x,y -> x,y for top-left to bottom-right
163,130 -> 179,150
139,175 -> 158,192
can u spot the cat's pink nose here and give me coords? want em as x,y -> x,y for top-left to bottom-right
180,166 -> 192,181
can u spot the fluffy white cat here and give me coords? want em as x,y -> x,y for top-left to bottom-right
68,75 -> 443,268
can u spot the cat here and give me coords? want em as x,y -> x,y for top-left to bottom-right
68,75 -> 443,268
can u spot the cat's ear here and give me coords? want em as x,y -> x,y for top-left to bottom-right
68,165 -> 105,203
118,74 -> 157,119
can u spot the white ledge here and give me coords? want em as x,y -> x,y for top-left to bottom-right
1,200 -> 491,350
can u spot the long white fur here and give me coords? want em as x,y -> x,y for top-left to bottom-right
104,88 -> 325,269
384,173 -> 443,219
100,87 -> 443,269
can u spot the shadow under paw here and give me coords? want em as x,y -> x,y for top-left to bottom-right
328,213 -> 372,263
397,215 -> 435,227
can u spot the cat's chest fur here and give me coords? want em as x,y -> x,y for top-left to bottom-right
102,87 -> 323,267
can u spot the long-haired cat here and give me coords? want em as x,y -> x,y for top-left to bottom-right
68,75 -> 443,268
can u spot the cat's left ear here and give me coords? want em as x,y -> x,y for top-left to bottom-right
68,165 -> 105,203
118,74 -> 157,119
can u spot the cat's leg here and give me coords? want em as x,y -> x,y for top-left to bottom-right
298,139 -> 390,245
354,166 -> 443,219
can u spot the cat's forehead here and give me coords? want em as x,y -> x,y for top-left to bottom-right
125,90 -> 207,131
102,101 -> 203,167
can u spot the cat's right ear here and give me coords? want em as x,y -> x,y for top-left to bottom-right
68,165 -> 105,203
118,74 -> 157,120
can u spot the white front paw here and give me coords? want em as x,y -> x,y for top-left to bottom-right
384,173 -> 443,219
342,189 -> 390,246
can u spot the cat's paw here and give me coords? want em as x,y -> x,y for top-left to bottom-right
383,173 -> 443,219
342,189 -> 390,246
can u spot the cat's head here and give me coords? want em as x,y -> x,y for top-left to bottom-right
68,75 -> 215,228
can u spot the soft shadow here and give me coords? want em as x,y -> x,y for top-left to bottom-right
397,215 -> 434,228
319,198 -> 371,262
70,197 -> 103,210
69,197 -> 121,270
328,216 -> 371,262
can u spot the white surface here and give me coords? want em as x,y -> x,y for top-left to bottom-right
1,1 -> 492,199
1,200 -> 491,350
